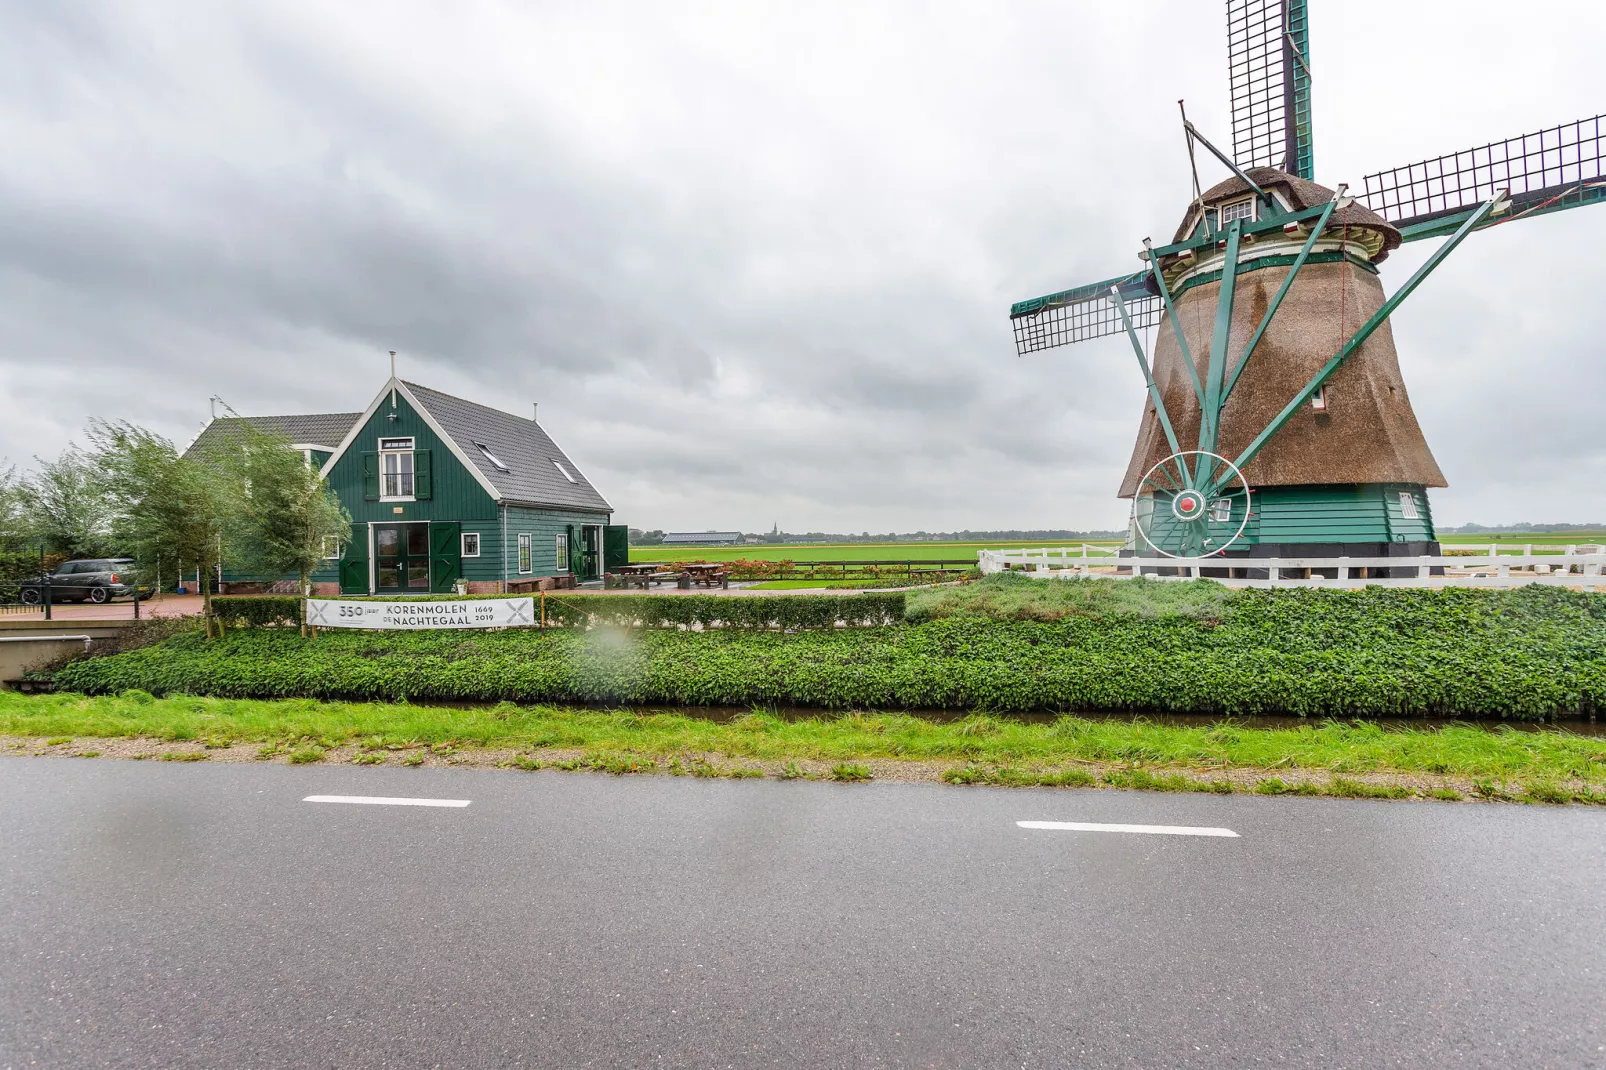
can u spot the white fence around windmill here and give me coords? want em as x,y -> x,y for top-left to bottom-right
977,544 -> 1606,591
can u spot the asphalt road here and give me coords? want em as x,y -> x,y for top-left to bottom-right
3,758 -> 1604,1069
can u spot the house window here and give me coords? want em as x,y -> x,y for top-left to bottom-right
380,437 -> 415,498
517,533 -> 532,574
1210,498 -> 1232,523
1311,385 -> 1328,412
556,533 -> 569,572
461,532 -> 481,558
474,442 -> 509,472
322,536 -> 340,560
553,460 -> 578,484
1398,491 -> 1420,521
1219,197 -> 1256,224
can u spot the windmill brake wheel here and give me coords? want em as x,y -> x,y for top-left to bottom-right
1133,450 -> 1252,560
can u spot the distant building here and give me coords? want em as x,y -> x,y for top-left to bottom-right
662,531 -> 743,547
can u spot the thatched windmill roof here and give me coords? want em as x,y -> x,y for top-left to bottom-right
1118,170 -> 1444,498
1172,168 -> 1403,261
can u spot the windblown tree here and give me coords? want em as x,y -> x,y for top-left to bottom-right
90,420 -> 232,634
221,423 -> 349,632
18,447 -> 115,559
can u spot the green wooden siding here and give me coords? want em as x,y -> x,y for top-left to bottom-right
1138,482 -> 1435,552
323,392 -> 499,527
500,506 -> 610,581
1252,483 -> 1435,544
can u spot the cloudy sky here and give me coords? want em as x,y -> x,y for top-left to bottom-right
2,1 -> 1602,533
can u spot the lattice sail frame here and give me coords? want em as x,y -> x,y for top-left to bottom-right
1226,0 -> 1313,179
1009,271 -> 1160,355
1362,114 -> 1606,235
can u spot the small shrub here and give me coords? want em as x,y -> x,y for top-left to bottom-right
401,753 -> 425,767
287,745 -> 326,764
119,689 -> 156,705
778,761 -> 806,780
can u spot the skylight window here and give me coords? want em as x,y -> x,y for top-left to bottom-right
474,442 -> 509,472
553,460 -> 578,484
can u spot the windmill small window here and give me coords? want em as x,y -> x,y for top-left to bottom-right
1311,385 -> 1328,411
1398,492 -> 1420,520
1218,197 -> 1256,224
1209,498 -> 1233,522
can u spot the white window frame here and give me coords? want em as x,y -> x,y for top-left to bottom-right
322,536 -> 341,560
474,442 -> 509,472
517,533 -> 533,574
379,437 -> 416,501
556,533 -> 569,572
1311,385 -> 1327,412
1209,498 -> 1232,523
1398,491 -> 1420,521
461,531 -> 481,558
1218,197 -> 1256,224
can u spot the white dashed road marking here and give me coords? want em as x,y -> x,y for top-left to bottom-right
304,795 -> 471,808
1018,820 -> 1238,838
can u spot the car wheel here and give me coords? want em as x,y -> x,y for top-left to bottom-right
88,586 -> 110,604
20,588 -> 41,605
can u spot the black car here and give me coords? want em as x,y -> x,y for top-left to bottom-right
19,559 -> 153,604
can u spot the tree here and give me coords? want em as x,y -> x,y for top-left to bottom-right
18,447 -> 115,559
221,423 -> 349,633
90,420 -> 232,635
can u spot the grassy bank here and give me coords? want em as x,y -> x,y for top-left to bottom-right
3,692 -> 1603,803
49,584 -> 1606,718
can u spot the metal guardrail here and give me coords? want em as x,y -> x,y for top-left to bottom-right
977,545 -> 1606,590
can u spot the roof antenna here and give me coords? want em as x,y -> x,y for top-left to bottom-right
389,351 -> 397,409
532,401 -> 539,424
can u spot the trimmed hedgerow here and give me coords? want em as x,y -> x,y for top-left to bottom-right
209,596 -> 302,629
51,584 -> 1606,718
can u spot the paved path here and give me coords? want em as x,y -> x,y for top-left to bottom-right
2,758 -> 1603,1068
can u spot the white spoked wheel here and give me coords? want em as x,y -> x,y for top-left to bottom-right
1133,450 -> 1252,559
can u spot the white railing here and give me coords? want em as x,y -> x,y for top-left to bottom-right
976,544 -> 1606,590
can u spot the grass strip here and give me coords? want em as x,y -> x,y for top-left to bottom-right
5,692 -> 1605,802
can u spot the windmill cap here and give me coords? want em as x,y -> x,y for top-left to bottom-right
1176,167 -> 1402,262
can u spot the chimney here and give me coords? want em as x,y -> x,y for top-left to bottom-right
532,402 -> 538,423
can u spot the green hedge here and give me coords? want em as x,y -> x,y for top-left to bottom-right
52,585 -> 1606,718
209,596 -> 302,628
538,593 -> 905,629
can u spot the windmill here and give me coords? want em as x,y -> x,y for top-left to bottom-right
1010,0 -> 1604,563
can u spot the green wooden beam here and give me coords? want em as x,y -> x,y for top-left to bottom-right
1221,197 -> 1339,404
1142,248 -> 1208,420
1226,194 -> 1503,486
1196,220 -> 1243,485
1396,182 -> 1605,243
1112,285 -> 1189,484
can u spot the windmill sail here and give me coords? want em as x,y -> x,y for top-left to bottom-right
1009,271 -> 1160,356
1362,115 -> 1606,242
1226,0 -> 1313,179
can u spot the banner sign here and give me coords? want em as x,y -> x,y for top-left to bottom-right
305,598 -> 535,630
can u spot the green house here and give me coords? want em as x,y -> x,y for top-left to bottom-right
192,378 -> 625,594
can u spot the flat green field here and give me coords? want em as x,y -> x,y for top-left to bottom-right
1440,531 -> 1606,548
630,540 -> 1123,564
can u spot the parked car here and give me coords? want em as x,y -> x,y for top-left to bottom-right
18,559 -> 154,605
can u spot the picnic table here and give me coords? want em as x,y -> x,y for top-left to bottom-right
614,564 -> 663,589
681,563 -> 731,589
